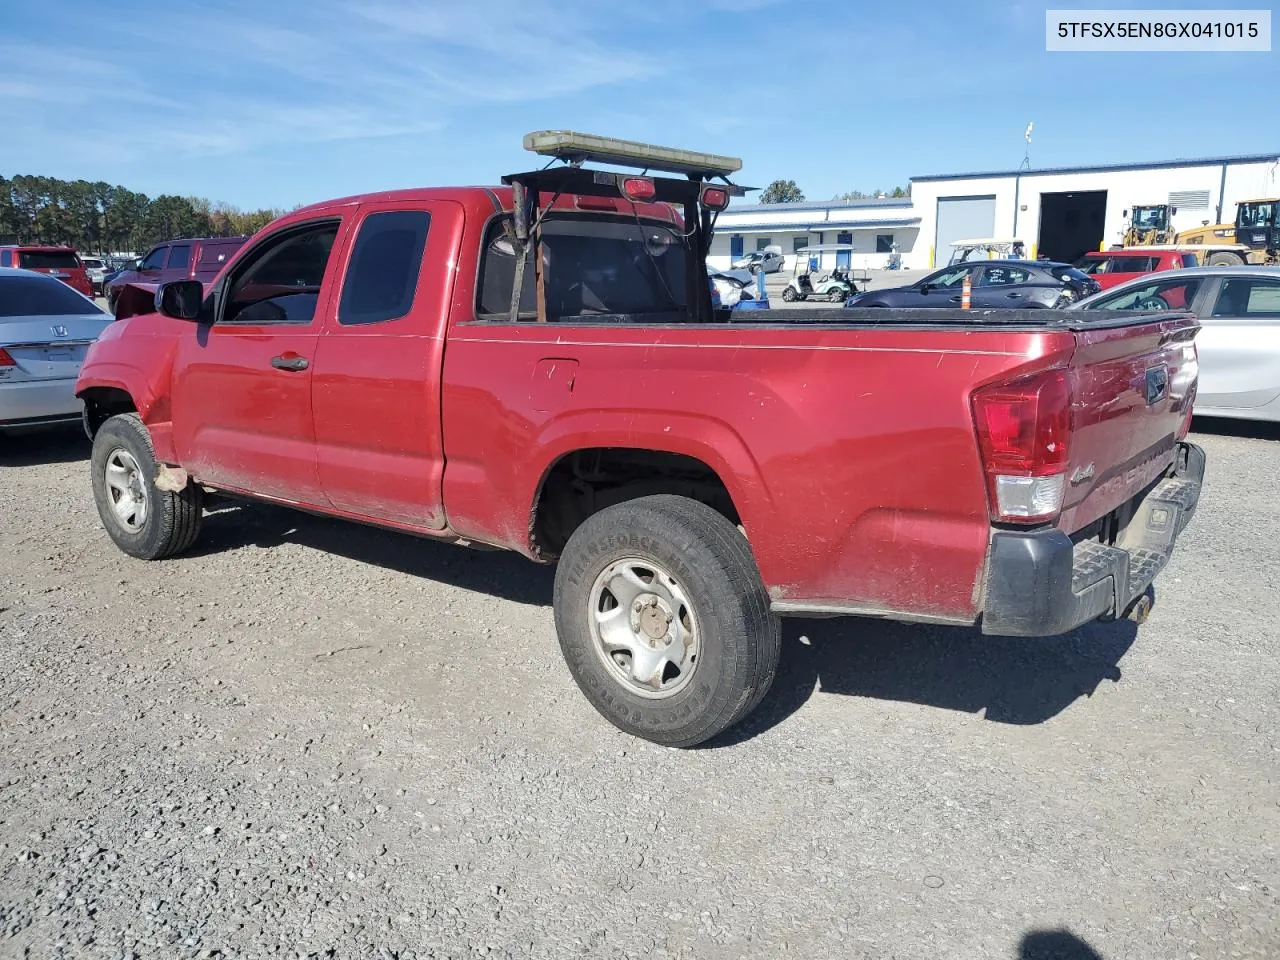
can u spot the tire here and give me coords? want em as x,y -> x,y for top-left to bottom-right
91,413 -> 203,560
553,495 -> 781,747
781,287 -> 798,302
827,287 -> 845,303
1206,251 -> 1244,267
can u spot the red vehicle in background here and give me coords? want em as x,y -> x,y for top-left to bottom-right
1075,248 -> 1201,292
74,132 -> 1205,747
105,235 -> 250,312
0,245 -> 93,298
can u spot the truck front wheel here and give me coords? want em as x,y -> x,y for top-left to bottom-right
553,495 -> 780,747
90,413 -> 203,560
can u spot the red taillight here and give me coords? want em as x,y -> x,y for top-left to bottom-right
972,370 -> 1072,523
700,185 -> 730,211
0,347 -> 15,367
620,177 -> 656,201
575,195 -> 619,212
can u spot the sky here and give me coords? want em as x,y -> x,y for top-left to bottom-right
2,0 -> 1277,210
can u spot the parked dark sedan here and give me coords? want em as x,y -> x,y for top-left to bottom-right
844,259 -> 1100,309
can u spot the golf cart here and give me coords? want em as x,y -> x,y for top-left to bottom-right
946,238 -> 1027,265
781,244 -> 867,302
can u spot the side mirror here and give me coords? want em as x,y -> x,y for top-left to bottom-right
919,282 -> 931,293
1122,208 -> 1129,218
155,280 -> 203,320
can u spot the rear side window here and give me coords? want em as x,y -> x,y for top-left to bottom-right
1107,256 -> 1158,272
198,240 -> 244,269
17,250 -> 81,269
167,244 -> 192,270
338,211 -> 431,326
476,214 -> 689,321
1210,278 -> 1280,318
0,251 -> 11,267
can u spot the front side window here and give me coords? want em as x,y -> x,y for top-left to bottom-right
338,210 -> 431,326
0,251 -> 11,267
925,266 -> 972,289
1085,277 -> 1203,312
140,247 -> 167,270
167,244 -> 192,270
1180,253 -> 1199,268
1210,278 -> 1280,318
221,220 -> 339,324
476,214 -> 688,322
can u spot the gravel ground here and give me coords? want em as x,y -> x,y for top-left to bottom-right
1,421 -> 1277,960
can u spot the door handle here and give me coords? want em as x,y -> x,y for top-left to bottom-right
1006,292 -> 1024,298
271,354 -> 309,371
949,295 -> 962,302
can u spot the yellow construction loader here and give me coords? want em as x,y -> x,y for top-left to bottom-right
1171,198 -> 1279,265
1121,204 -> 1172,246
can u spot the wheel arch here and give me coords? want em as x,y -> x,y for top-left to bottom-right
525,423 -> 770,561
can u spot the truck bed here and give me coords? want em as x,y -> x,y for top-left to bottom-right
725,307 -> 1191,330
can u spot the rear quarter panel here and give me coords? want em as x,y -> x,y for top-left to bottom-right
442,321 -> 1071,622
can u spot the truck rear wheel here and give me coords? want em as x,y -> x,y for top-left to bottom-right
553,495 -> 780,747
91,413 -> 203,560
1206,251 -> 1244,266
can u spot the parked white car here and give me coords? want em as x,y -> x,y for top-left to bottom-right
1072,265 -> 1280,422
0,268 -> 112,430
79,256 -> 110,296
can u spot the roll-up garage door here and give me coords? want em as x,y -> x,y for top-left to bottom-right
934,196 -> 996,266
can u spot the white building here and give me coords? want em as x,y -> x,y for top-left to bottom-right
708,198 -> 919,273
713,152 -> 1280,272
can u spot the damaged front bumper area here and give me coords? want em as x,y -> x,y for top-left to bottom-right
980,442 -> 1205,637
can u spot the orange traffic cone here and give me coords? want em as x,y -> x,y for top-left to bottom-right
961,274 -> 972,310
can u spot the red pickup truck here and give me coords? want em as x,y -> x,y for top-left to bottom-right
104,235 -> 250,312
76,133 -> 1205,747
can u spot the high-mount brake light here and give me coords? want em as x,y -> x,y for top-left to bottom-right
700,186 -> 730,211
620,177 -> 657,201
522,130 -> 743,179
972,370 -> 1072,523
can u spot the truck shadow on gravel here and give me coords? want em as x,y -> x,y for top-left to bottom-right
707,614 -> 1139,747
192,499 -> 555,605
0,424 -> 90,466
195,499 -> 1139,741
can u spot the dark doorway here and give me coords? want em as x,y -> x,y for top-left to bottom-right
1037,190 -> 1107,262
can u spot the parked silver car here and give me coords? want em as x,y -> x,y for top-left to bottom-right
0,268 -> 112,430
731,249 -> 784,275
1072,265 -> 1280,422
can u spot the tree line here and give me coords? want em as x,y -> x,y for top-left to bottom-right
0,174 -> 290,254
758,179 -> 912,204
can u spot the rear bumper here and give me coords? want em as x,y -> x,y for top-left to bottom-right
0,378 -> 80,425
981,442 -> 1205,637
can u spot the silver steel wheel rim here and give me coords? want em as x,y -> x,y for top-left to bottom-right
587,557 -> 700,700
104,447 -> 148,532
